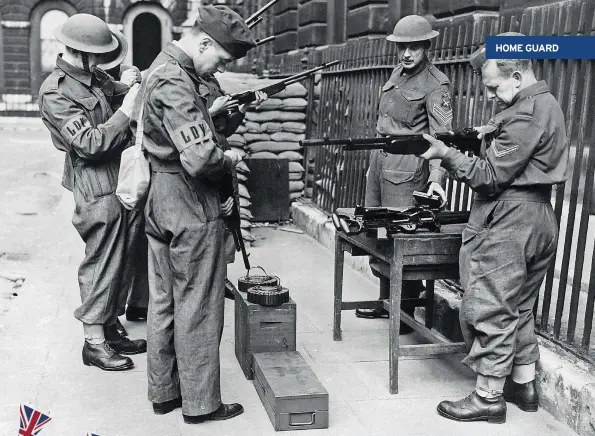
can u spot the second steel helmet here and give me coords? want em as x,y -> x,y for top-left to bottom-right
55,14 -> 119,54
387,15 -> 439,43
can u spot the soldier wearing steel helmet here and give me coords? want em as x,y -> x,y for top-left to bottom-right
356,15 -> 453,328
38,13 -> 147,371
420,32 -> 568,423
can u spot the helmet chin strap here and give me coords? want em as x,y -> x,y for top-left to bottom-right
82,52 -> 90,72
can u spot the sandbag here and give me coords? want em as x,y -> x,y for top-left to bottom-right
227,133 -> 246,146
249,151 -> 278,159
281,98 -> 308,110
274,82 -> 307,98
244,121 -> 262,133
289,181 -> 305,192
240,219 -> 251,229
289,191 -> 303,200
230,147 -> 246,158
235,124 -> 247,134
245,110 -> 306,123
289,162 -> 305,173
239,197 -> 252,208
271,132 -> 305,143
237,172 -> 248,182
260,122 -> 283,133
277,151 -> 303,162
236,161 -> 250,174
281,121 -> 306,133
240,208 -> 254,220
244,132 -> 270,143
289,172 -> 303,181
241,229 -> 255,242
248,141 -> 301,153
238,183 -> 250,199
255,98 -> 284,111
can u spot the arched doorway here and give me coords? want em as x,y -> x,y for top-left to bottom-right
123,4 -> 172,72
133,13 -> 162,70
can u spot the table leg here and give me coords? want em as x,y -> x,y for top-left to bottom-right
425,280 -> 435,329
389,242 -> 404,394
333,234 -> 345,341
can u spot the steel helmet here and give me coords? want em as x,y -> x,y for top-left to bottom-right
387,15 -> 439,43
97,28 -> 128,70
55,14 -> 119,54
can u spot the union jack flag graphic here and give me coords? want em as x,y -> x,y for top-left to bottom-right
18,404 -> 52,436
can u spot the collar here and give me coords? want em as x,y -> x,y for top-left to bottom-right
56,54 -> 93,87
163,43 -> 200,84
512,80 -> 550,105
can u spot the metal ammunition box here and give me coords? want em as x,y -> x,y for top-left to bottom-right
234,288 -> 296,379
253,351 -> 329,431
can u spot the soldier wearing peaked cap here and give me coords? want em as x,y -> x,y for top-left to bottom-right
420,33 -> 568,423
357,15 -> 454,329
38,13 -> 148,372
137,5 -> 257,423
182,9 -> 267,302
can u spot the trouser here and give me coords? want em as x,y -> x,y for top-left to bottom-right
127,231 -> 150,309
71,164 -> 145,325
459,189 -> 558,377
145,166 -> 226,416
370,259 -> 424,311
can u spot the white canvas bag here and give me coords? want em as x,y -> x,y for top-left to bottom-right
116,64 -> 166,210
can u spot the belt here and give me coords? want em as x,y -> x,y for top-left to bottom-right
150,157 -> 185,173
475,185 -> 552,203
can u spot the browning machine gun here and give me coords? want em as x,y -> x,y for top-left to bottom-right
220,173 -> 251,270
227,60 -> 340,106
332,191 -> 470,237
300,128 -> 482,156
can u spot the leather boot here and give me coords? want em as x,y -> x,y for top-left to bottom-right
183,403 -> 244,424
437,391 -> 506,423
503,378 -> 539,412
126,306 -> 148,322
104,323 -> 147,355
82,341 -> 134,371
224,278 -> 237,301
355,307 -> 414,334
153,398 -> 183,415
115,319 -> 128,336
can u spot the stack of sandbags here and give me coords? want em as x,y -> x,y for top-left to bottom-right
216,72 -> 309,239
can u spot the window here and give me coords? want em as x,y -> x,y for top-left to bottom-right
40,9 -> 68,72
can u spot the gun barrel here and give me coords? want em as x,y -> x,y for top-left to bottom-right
255,35 -> 275,46
248,16 -> 264,29
246,0 -> 279,25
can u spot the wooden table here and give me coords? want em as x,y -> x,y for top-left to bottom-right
333,223 -> 469,394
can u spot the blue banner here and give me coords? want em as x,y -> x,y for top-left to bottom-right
485,36 -> 595,59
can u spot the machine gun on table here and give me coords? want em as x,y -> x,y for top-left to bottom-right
300,128 -> 482,156
332,192 -> 470,237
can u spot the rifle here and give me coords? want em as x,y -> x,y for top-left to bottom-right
227,60 -> 340,105
246,0 -> 279,26
220,172 -> 251,270
300,128 -> 482,156
255,35 -> 275,46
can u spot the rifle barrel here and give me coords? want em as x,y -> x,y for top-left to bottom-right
255,35 -> 275,46
248,16 -> 264,29
246,0 -> 279,24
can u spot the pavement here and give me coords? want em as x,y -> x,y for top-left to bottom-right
0,120 -> 580,435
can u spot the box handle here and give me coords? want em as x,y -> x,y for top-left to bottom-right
289,412 -> 315,426
260,321 -> 283,329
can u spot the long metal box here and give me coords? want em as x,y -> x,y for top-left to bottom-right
253,351 -> 329,431
234,287 -> 296,380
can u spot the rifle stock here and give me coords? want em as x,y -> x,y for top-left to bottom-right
299,128 -> 482,156
220,172 -> 251,270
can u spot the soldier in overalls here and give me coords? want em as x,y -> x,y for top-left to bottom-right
139,6 -> 256,423
357,15 -> 453,331
38,14 -> 147,371
421,34 -> 568,423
